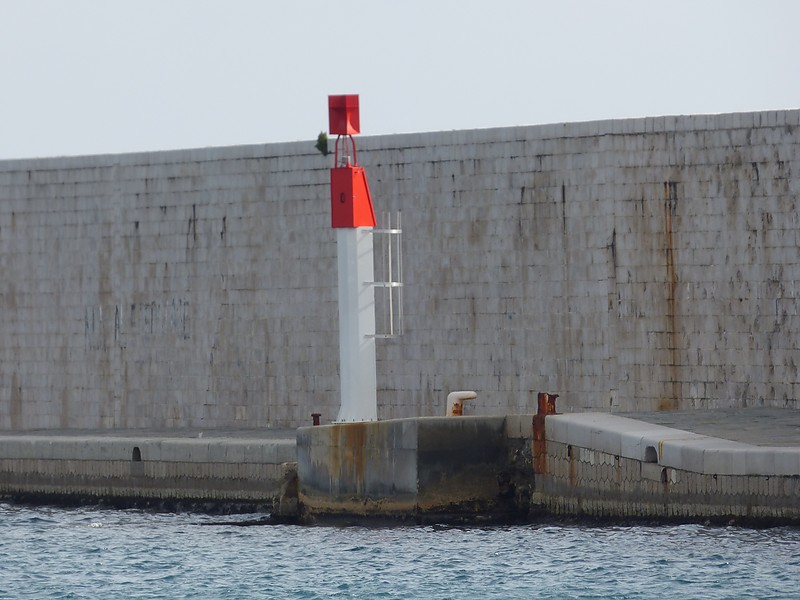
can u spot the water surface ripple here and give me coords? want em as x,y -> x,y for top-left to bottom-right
1,504 -> 798,599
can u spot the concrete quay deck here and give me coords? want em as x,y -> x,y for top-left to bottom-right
536,407 -> 800,524
622,408 -> 800,447
549,410 -> 800,476
298,408 -> 800,525
0,409 -> 798,525
0,428 -> 297,513
0,427 -> 297,441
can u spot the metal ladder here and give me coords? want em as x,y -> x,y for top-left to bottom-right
367,211 -> 403,338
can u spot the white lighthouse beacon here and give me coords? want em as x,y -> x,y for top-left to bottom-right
328,95 -> 378,422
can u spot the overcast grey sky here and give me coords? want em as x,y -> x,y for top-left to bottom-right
1,0 -> 798,160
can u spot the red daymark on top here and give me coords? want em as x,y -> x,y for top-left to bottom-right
328,95 -> 360,135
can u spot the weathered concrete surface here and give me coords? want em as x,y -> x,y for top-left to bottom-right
297,416 -> 534,523
623,407 -> 800,446
1,110 -> 799,430
2,410 -> 798,524
0,429 -> 296,511
534,410 -> 800,524
298,410 -> 800,525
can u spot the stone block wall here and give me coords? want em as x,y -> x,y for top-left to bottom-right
0,145 -> 337,429
536,412 -> 800,523
0,433 -> 295,504
534,439 -> 800,523
367,110 -> 800,418
0,109 -> 798,429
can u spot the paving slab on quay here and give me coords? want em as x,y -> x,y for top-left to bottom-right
0,428 -> 300,511
621,407 -> 800,447
0,427 -> 299,469
0,427 -> 298,468
0,428 -> 297,441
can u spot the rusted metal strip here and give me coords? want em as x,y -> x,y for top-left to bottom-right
533,392 -> 558,475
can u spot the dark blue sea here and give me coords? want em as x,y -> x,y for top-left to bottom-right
1,503 -> 798,599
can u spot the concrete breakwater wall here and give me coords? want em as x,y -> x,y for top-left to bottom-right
298,411 -> 800,525
0,412 -> 796,524
297,415 -> 535,522
1,109 -> 799,430
0,432 -> 296,512
535,413 -> 800,523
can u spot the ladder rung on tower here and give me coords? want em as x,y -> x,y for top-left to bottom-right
366,210 -> 403,339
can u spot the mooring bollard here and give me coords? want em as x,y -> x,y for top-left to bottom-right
446,391 -> 477,416
311,413 -> 321,426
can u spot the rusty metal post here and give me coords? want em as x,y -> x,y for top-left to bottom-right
532,392 -> 558,475
311,413 -> 321,426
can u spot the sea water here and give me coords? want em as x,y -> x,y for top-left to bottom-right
1,503 -> 798,599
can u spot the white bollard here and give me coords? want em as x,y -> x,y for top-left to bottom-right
446,391 -> 477,416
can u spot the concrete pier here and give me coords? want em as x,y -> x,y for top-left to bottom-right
0,428 -> 296,513
535,408 -> 800,524
1,409 -> 797,525
296,408 -> 800,525
296,416 -> 534,523
2,109 -> 798,521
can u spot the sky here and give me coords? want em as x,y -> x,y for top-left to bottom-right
1,0 -> 798,160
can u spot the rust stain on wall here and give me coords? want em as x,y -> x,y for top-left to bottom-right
341,422 -> 367,495
661,181 -> 680,411
10,372 -> 22,431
